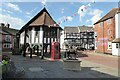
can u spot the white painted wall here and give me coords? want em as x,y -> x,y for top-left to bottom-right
115,12 -> 120,38
112,43 -> 120,56
20,31 -> 25,45
26,30 -> 30,44
94,31 -> 97,50
112,12 -> 120,56
31,27 -> 35,44
60,31 -> 65,49
39,27 -> 43,44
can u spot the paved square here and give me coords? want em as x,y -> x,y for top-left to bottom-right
7,54 -> 119,78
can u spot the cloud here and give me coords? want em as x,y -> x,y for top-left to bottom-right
58,16 -> 66,21
25,7 -> 37,19
26,12 -> 31,15
0,14 -> 25,29
89,9 -> 103,24
78,5 -> 87,22
26,15 -> 31,19
66,16 -> 73,21
58,16 -> 73,22
61,8 -> 64,14
31,7 -> 37,12
41,0 -> 47,6
0,8 -> 13,14
5,3 -> 22,12
86,19 -> 90,23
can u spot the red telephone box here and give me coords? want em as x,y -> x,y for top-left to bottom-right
51,42 -> 60,59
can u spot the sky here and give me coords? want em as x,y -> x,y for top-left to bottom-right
0,0 -> 118,30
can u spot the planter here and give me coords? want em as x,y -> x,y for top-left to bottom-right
63,59 -> 82,70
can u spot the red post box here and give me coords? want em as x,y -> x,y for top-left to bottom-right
51,42 -> 60,59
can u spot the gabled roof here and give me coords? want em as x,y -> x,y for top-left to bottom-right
0,26 -> 19,36
64,26 -> 93,33
19,7 -> 61,34
94,8 -> 120,25
78,26 -> 93,32
64,27 -> 79,33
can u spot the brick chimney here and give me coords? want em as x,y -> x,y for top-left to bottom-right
0,23 -> 5,27
6,23 -> 10,28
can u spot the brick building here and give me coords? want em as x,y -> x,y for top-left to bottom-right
0,23 -> 19,52
94,8 -> 120,55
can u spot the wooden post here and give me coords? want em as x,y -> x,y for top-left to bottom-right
57,27 -> 59,42
23,30 -> 27,57
41,27 -> 44,59
50,27 -> 51,56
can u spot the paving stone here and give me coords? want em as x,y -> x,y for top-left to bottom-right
7,54 -> 119,78
29,67 -> 44,72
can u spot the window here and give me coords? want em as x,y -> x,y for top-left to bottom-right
4,43 -> 11,48
35,31 -> 38,37
107,19 -> 111,25
116,43 -> 120,48
99,22 -> 103,27
116,44 -> 119,48
5,35 -> 11,41
108,42 -> 112,50
119,43 -> 120,48
108,29 -> 110,35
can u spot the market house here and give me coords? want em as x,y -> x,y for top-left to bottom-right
17,7 -> 62,58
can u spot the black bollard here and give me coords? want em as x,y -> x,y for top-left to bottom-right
30,48 -> 32,58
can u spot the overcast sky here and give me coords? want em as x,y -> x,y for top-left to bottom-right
0,0 -> 118,29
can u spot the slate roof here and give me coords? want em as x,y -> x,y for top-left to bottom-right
0,26 -> 19,36
78,26 -> 93,32
64,26 -> 93,33
94,8 -> 120,25
19,7 -> 62,34
64,27 -> 79,33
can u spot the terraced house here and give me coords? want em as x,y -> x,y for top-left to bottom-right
94,8 -> 120,56
0,23 -> 19,52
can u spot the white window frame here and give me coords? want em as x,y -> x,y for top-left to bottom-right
108,42 -> 112,50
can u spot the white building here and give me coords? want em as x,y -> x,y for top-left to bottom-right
18,8 -> 62,57
60,26 -> 94,50
112,10 -> 120,56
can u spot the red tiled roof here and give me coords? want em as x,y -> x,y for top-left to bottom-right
19,7 -> 61,34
